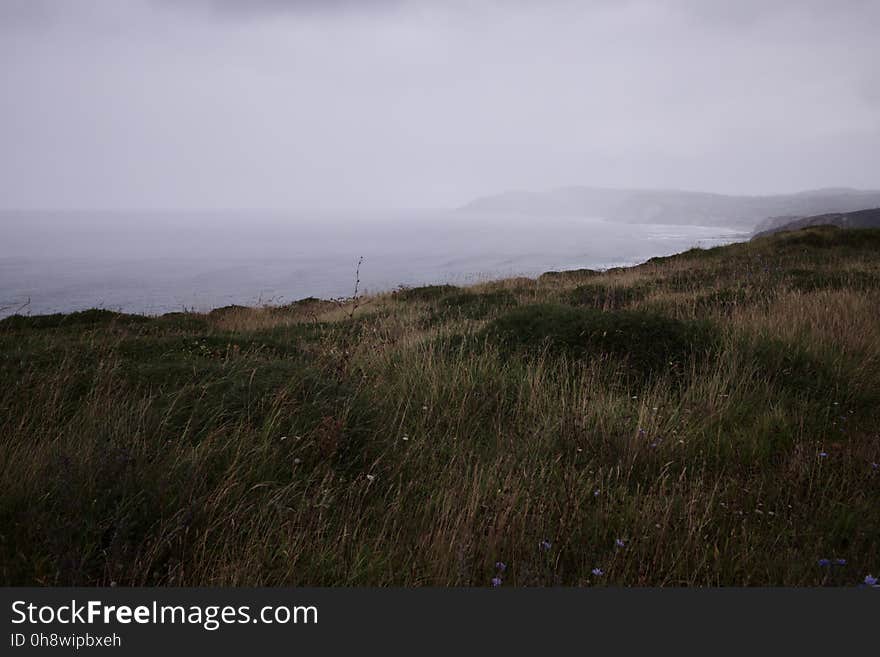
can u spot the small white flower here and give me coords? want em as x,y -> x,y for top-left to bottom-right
366,474 -> 376,483
293,458 -> 301,465
402,435 -> 409,441
280,436 -> 288,441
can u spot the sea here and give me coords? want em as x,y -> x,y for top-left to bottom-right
0,210 -> 749,318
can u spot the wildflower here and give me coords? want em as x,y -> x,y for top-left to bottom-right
592,568 -> 604,576
422,405 -> 428,411
818,558 -> 831,567
491,577 -> 502,587
818,452 -> 828,458
638,428 -> 646,435
594,489 -> 601,497
539,540 -> 552,551
365,474 -> 376,483
280,435 -> 288,441
293,458 -> 302,465
495,561 -> 507,573
864,574 -> 878,587
872,463 -> 878,470
833,558 -> 846,566
401,435 -> 409,441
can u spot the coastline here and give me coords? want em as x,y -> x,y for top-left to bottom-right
0,222 -> 750,320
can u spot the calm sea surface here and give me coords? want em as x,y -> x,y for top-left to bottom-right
0,210 -> 748,317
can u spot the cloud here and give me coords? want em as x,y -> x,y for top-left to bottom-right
0,0 -> 57,30
0,0 -> 878,209
151,0 -> 407,19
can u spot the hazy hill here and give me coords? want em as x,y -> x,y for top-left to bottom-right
459,186 -> 880,229
752,207 -> 880,237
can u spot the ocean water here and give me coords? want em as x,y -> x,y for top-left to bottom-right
0,210 -> 748,317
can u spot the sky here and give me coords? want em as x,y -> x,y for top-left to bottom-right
1,0 -> 879,211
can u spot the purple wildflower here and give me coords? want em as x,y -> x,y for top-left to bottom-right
864,574 -> 878,587
818,452 -> 828,458
591,568 -> 604,576
491,576 -> 502,587
872,463 -> 879,470
495,561 -> 507,573
833,558 -> 846,566
818,558 -> 831,567
539,540 -> 552,551
615,539 -> 626,548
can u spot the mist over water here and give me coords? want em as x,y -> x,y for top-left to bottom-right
0,211 -> 745,317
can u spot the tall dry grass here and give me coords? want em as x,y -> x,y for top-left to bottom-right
1,226 -> 878,586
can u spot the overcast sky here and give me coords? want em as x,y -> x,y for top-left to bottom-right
1,0 -> 879,210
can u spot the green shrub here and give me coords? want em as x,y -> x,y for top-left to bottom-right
485,304 -> 716,378
538,268 -> 601,283
392,284 -> 460,302
786,269 -> 879,292
152,312 -> 210,332
567,283 -> 647,309
694,287 -> 751,313
207,304 -> 250,317
433,290 -> 518,321
743,336 -> 842,403
0,309 -> 149,331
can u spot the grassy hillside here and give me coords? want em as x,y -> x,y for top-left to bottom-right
1,225 -> 879,586
753,207 -> 880,238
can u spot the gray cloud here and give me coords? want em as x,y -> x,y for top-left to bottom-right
152,0 -> 407,19
0,0 -> 57,29
1,0 -> 878,210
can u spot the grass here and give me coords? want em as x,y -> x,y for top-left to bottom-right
1,225 -> 879,586
484,304 -> 716,384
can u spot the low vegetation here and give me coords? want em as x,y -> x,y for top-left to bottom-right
1,225 -> 879,586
